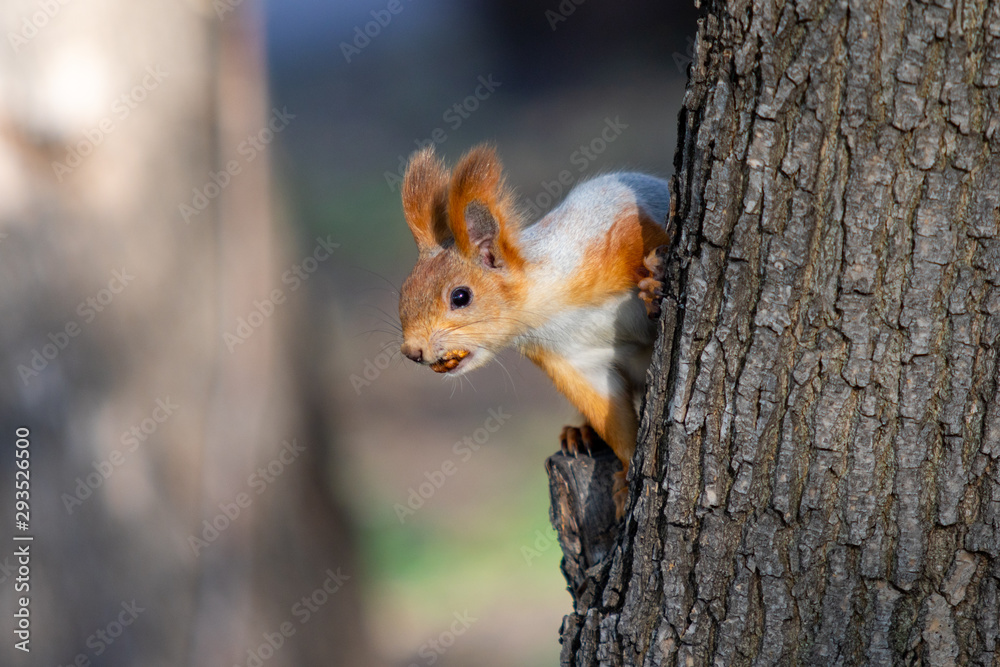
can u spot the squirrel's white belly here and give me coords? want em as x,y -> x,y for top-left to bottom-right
515,291 -> 656,397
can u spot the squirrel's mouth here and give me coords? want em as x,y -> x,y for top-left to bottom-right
430,349 -> 471,373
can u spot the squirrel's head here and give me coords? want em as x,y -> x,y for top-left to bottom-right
398,144 -> 527,376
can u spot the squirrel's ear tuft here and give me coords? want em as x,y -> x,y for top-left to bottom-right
447,144 -> 522,269
402,146 -> 451,254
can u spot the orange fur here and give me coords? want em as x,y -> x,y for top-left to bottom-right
524,346 -> 639,468
446,145 -> 524,270
402,147 -> 451,253
563,207 -> 671,309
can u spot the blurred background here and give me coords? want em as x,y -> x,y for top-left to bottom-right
0,1 -> 695,665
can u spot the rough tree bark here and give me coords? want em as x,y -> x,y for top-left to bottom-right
549,0 -> 1000,664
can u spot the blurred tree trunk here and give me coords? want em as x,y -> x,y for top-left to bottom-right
0,2 -> 376,666
556,0 -> 1000,664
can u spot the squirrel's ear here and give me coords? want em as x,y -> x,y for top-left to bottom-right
447,144 -> 522,269
402,146 -> 451,255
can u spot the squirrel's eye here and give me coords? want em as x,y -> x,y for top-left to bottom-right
450,287 -> 472,309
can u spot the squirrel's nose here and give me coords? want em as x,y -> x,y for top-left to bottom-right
401,342 -> 423,363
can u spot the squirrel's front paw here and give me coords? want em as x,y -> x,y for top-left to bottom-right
638,245 -> 669,319
559,424 -> 609,457
612,469 -> 628,519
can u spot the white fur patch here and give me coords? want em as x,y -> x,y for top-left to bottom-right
512,172 -> 668,398
519,172 -> 669,289
515,292 -> 655,397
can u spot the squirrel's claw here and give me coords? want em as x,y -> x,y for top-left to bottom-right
559,424 -> 607,457
639,245 -> 670,319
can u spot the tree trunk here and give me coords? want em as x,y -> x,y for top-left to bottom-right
553,0 -> 1000,664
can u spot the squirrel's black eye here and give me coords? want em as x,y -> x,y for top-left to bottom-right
450,286 -> 472,309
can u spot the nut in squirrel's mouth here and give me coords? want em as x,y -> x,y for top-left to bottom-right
430,349 -> 470,373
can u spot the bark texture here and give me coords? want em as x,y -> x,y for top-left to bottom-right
547,447 -> 621,603
556,0 -> 1000,664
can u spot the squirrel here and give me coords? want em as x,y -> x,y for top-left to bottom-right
397,144 -> 671,517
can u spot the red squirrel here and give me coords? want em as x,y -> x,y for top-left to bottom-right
398,144 -> 671,517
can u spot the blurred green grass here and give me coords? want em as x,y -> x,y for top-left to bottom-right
342,404 -> 568,665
